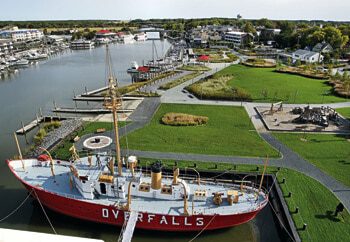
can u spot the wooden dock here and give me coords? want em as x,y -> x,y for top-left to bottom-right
52,107 -> 134,114
16,116 -> 66,135
82,86 -> 109,96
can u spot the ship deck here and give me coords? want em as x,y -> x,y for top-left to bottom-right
9,158 -> 268,216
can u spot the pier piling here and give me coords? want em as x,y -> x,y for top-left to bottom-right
21,121 -> 29,144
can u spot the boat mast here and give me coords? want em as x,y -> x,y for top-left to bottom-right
13,132 -> 25,170
257,156 -> 269,197
104,44 -> 122,176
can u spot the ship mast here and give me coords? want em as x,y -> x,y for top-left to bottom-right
103,44 -> 122,176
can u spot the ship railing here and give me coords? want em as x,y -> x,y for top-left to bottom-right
136,167 -> 199,181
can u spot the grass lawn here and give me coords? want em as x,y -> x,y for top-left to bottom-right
120,104 -> 279,157
277,168 -> 350,242
137,158 -> 350,242
337,107 -> 350,119
218,65 -> 347,103
273,133 -> 350,186
52,121 -> 126,160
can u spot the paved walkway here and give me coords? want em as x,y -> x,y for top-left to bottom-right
116,62 -> 350,211
160,62 -> 235,103
119,97 -> 161,137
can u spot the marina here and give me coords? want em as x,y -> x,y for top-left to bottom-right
1,6 -> 350,241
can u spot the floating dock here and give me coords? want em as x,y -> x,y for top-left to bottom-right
82,86 -> 109,96
52,107 -> 134,114
0,228 -> 104,242
73,96 -> 144,102
16,116 -> 66,135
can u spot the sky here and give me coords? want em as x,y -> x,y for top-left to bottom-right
0,0 -> 349,21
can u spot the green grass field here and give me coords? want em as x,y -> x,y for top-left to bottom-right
277,168 -> 350,242
137,158 -> 350,242
217,65 -> 347,103
273,133 -> 350,186
121,104 -> 279,157
337,107 -> 350,119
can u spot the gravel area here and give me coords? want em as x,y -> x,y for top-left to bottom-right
29,119 -> 83,157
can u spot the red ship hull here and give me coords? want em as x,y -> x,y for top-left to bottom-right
9,160 -> 266,231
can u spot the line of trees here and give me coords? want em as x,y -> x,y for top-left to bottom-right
2,18 -> 350,56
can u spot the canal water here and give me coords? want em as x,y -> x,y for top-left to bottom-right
0,41 -> 284,241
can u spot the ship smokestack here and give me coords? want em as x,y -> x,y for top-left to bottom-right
151,161 -> 162,190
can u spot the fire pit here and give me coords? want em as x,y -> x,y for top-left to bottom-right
83,136 -> 112,150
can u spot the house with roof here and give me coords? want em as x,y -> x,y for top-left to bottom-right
312,42 -> 333,54
292,49 -> 323,63
95,29 -> 116,39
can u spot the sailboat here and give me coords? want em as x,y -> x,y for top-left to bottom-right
7,45 -> 268,232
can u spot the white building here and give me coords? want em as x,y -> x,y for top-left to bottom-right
45,35 -> 66,44
70,39 -> 95,50
0,27 -> 43,42
224,31 -> 253,46
292,49 -> 324,63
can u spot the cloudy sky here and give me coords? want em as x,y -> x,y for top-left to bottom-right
1,0 -> 349,21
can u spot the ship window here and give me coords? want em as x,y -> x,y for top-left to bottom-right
111,185 -> 114,189
161,186 -> 172,195
132,184 -> 136,188
119,186 -> 122,190
139,184 -> 150,192
100,183 -> 106,194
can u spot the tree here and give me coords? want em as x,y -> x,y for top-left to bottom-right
342,71 -> 349,83
327,64 -> 334,77
257,18 -> 274,28
243,22 -> 256,34
323,26 -> 348,49
334,71 -> 341,81
295,59 -> 302,67
307,30 -> 325,46
274,21 -> 296,48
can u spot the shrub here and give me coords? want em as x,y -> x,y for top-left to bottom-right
43,121 -> 62,131
185,75 -> 252,101
37,128 -> 47,138
52,121 -> 61,128
34,128 -> 47,144
161,113 -> 208,126
243,58 -> 276,68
